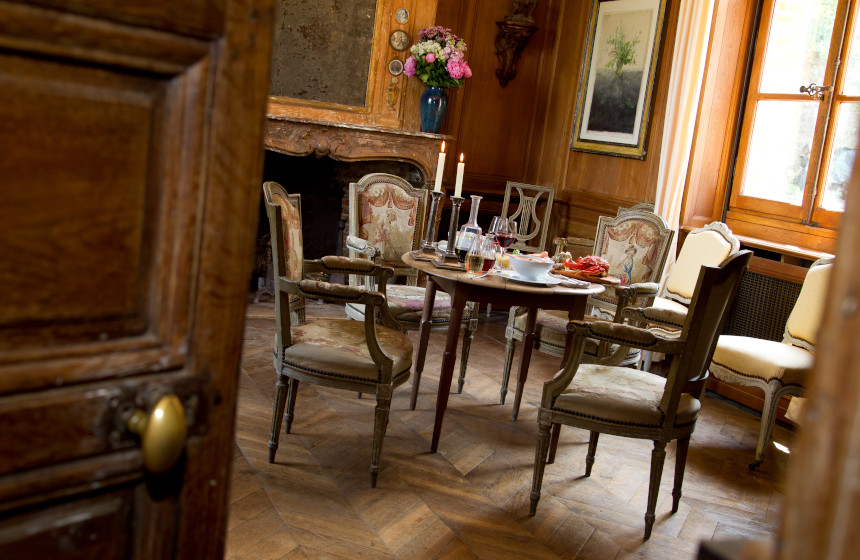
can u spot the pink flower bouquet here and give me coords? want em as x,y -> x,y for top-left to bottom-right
403,26 -> 472,88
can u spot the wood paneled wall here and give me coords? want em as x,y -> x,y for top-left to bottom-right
268,0 -> 751,242
437,0 -> 683,240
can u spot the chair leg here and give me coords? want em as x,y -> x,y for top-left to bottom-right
640,350 -> 653,371
457,310 -> 478,394
585,431 -> 599,476
500,335 -> 517,405
369,386 -> 393,488
529,417 -> 553,516
751,380 -> 783,470
547,423 -> 562,464
486,303 -> 493,316
268,376 -> 288,463
644,440 -> 668,540
284,377 -> 299,435
672,436 -> 690,513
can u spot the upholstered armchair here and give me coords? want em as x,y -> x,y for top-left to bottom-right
529,251 -> 752,539
499,208 -> 675,405
640,221 -> 740,371
343,173 -> 478,396
709,257 -> 833,469
264,184 -> 413,488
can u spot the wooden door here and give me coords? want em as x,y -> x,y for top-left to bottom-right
0,0 -> 273,557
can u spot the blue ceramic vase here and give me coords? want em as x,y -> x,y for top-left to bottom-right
419,86 -> 448,133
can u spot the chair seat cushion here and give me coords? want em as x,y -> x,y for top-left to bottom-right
644,297 -> 688,339
551,364 -> 701,428
711,335 -> 812,386
346,285 -> 474,328
282,319 -> 412,383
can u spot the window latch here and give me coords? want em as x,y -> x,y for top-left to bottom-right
799,83 -> 833,100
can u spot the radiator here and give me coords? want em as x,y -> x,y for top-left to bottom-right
722,268 -> 803,341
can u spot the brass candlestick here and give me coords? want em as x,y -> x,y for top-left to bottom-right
412,190 -> 445,261
433,195 -> 465,269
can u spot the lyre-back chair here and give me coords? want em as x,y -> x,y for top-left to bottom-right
500,182 -> 556,253
529,250 -> 753,539
263,182 -> 413,488
343,173 -> 478,398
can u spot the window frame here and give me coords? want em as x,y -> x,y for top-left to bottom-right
727,0 -> 855,238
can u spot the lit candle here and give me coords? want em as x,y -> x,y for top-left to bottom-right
454,153 -> 465,198
433,141 -> 446,192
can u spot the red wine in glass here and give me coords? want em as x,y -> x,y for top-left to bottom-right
496,233 -> 516,248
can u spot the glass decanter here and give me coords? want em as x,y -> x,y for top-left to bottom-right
454,195 -> 482,263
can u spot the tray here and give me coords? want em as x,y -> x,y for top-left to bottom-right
551,269 -> 621,285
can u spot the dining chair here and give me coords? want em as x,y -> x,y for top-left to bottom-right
529,250 -> 752,539
262,182 -> 306,323
499,182 -> 556,253
343,172 -> 478,398
708,256 -> 833,469
264,183 -> 413,488
640,221 -> 740,371
499,207 -> 675,406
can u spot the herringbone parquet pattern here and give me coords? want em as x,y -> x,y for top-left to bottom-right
227,302 -> 788,559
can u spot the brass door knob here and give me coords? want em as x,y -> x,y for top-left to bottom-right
125,394 -> 188,474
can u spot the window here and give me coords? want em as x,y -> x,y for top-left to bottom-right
729,0 -> 859,240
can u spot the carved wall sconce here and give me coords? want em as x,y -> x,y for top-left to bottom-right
494,1 -> 538,87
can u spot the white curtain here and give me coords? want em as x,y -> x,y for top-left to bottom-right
654,0 -> 717,265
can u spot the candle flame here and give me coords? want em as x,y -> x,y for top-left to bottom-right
459,153 -> 464,162
441,141 -> 446,152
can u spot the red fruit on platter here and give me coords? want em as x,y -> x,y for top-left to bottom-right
562,255 -> 610,276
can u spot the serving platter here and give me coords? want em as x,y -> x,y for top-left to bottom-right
551,268 -> 621,285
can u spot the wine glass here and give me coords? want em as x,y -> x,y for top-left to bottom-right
492,218 -> 517,271
464,235 -> 487,274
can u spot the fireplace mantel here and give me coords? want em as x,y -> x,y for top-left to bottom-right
265,116 -> 453,185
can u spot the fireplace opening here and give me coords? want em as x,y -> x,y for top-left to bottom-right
251,150 -> 423,294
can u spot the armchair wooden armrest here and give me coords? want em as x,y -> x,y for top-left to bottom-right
540,320 -> 687,407
623,306 -> 687,331
286,257 -> 401,331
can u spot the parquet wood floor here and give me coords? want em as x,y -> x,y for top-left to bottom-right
227,302 -> 789,559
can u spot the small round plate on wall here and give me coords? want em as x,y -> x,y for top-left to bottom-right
388,59 -> 404,76
395,8 -> 409,23
389,29 -> 410,51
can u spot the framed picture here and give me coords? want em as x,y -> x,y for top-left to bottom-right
570,0 -> 668,159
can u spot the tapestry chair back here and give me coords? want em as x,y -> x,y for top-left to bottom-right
348,173 -> 427,285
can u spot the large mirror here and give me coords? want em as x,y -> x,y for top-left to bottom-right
270,0 -> 379,108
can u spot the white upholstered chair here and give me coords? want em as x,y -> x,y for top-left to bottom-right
708,257 -> 833,469
640,222 -> 740,371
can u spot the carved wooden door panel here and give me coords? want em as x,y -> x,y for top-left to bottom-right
0,0 -> 272,557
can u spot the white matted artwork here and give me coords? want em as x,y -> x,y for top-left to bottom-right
571,0 -> 668,159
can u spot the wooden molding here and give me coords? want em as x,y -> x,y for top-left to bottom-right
264,116 -> 450,184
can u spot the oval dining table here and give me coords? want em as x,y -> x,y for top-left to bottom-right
403,252 -> 605,453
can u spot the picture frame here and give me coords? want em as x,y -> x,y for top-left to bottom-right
570,0 -> 668,159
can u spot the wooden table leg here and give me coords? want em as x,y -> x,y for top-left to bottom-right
430,288 -> 467,453
511,307 -> 538,421
410,277 -> 438,410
